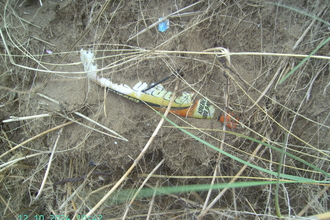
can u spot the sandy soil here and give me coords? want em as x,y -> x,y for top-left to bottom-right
0,0 -> 329,219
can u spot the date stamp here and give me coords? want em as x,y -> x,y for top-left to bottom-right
18,215 -> 103,220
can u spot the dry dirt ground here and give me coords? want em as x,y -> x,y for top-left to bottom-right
0,0 -> 329,219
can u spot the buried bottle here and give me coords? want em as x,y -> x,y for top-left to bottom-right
80,49 -> 237,127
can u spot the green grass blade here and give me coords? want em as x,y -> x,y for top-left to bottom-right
278,37 -> 330,84
151,109 -> 330,181
225,130 -> 330,179
268,2 -> 330,26
105,180 -> 330,205
275,134 -> 288,217
267,2 -> 330,84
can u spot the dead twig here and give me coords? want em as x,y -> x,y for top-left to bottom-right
84,80 -> 180,218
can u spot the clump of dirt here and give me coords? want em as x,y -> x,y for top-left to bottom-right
1,0 -> 329,219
